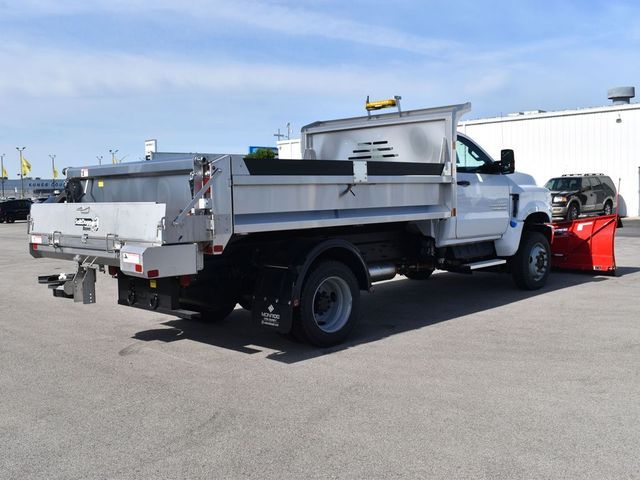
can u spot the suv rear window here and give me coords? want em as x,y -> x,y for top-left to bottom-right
600,176 -> 616,194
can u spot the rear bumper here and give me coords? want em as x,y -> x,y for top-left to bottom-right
30,242 -> 203,279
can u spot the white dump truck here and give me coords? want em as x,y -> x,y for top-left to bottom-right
30,101 -> 552,346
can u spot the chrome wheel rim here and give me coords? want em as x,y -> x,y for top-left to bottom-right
312,276 -> 352,333
528,242 -> 549,282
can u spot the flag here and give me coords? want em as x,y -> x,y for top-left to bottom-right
21,157 -> 32,176
2,166 -> 7,178
112,156 -> 119,164
53,166 -> 59,179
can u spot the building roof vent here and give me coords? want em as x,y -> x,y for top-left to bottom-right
607,86 -> 635,105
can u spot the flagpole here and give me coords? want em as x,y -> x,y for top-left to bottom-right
1,153 -> 5,198
49,154 -> 56,180
16,147 -> 26,199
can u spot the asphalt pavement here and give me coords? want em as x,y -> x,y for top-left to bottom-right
1,220 -> 639,479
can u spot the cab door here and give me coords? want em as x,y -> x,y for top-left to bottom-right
455,135 -> 510,239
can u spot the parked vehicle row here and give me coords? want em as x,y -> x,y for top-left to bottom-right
0,199 -> 32,223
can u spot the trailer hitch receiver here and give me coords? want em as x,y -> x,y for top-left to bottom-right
38,265 -> 97,304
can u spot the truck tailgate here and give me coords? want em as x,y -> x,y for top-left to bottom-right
30,202 -> 167,244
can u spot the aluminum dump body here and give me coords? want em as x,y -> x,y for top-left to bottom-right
29,103 -> 470,270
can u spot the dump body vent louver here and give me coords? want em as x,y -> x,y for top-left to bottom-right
348,141 -> 398,160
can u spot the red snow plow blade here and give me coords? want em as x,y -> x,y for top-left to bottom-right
551,214 -> 620,274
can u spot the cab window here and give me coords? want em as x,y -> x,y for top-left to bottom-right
456,136 -> 493,173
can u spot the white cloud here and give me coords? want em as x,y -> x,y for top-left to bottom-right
0,42 -> 442,98
2,0 -> 459,56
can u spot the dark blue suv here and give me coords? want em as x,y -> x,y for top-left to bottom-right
0,199 -> 32,223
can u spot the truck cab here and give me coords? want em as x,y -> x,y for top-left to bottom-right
444,133 -> 551,256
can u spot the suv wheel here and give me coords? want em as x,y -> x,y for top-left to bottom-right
566,203 -> 580,221
603,201 -> 613,216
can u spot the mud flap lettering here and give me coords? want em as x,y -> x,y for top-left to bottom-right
252,266 -> 295,333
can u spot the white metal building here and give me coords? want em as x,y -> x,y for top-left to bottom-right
459,102 -> 640,216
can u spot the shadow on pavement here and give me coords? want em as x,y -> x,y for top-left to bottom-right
131,267 -> 637,364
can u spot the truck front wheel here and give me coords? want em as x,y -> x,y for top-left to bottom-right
510,231 -> 550,290
295,260 -> 360,347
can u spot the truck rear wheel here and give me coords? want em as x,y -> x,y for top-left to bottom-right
511,231 -> 550,290
295,260 -> 360,347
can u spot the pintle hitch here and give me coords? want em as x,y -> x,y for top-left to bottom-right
38,264 -> 97,304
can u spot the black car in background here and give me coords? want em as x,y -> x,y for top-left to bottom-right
545,174 -> 617,220
0,198 -> 33,223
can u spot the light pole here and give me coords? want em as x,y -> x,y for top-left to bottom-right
1,153 -> 5,198
16,147 -> 26,198
96,155 -> 103,166
109,149 -> 119,165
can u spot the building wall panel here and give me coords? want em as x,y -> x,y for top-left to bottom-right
460,105 -> 640,216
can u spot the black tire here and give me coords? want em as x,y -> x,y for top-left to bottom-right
405,269 -> 434,280
603,201 -> 613,216
198,301 -> 237,322
0,217 -> 4,223
566,203 -> 580,221
511,231 -> 550,290
294,260 -> 360,347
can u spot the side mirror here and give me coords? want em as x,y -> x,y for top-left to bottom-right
500,149 -> 515,174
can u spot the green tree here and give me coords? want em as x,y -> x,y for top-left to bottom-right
245,148 -> 276,160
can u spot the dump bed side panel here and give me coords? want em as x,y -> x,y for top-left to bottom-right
229,103 -> 470,233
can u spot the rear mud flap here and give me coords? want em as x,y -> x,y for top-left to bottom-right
252,266 -> 296,333
551,214 -> 619,274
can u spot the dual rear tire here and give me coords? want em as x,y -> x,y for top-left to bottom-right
292,260 -> 360,347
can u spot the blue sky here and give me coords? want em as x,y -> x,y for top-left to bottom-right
1,0 -> 639,177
